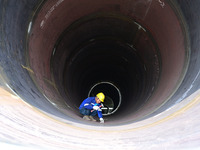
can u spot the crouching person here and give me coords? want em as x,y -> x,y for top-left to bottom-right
79,92 -> 105,123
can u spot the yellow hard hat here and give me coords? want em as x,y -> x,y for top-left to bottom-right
96,92 -> 105,102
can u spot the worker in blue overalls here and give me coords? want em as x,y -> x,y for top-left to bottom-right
79,92 -> 105,123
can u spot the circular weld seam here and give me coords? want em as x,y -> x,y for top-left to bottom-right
88,81 -> 122,115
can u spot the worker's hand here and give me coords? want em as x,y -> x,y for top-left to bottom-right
100,118 -> 104,123
93,106 -> 99,110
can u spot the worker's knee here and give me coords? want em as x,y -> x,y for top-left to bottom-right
79,108 -> 90,115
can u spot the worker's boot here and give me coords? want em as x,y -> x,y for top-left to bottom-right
83,115 -> 91,121
89,116 -> 96,122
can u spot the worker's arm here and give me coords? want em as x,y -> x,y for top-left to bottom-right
97,110 -> 104,123
97,109 -> 103,118
97,104 -> 103,118
97,104 -> 104,123
83,98 -> 93,110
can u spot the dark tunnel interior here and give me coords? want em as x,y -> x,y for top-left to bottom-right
26,0 -> 189,125
51,13 -> 160,122
3,0 -> 200,127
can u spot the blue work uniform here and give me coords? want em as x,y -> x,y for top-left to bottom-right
79,97 -> 103,118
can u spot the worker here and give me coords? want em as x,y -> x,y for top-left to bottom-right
79,92 -> 105,123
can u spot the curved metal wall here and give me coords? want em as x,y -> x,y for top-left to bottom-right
0,0 -> 200,149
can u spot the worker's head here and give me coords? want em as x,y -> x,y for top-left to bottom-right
95,92 -> 105,103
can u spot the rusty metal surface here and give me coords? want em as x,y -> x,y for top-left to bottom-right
28,0 -> 187,123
